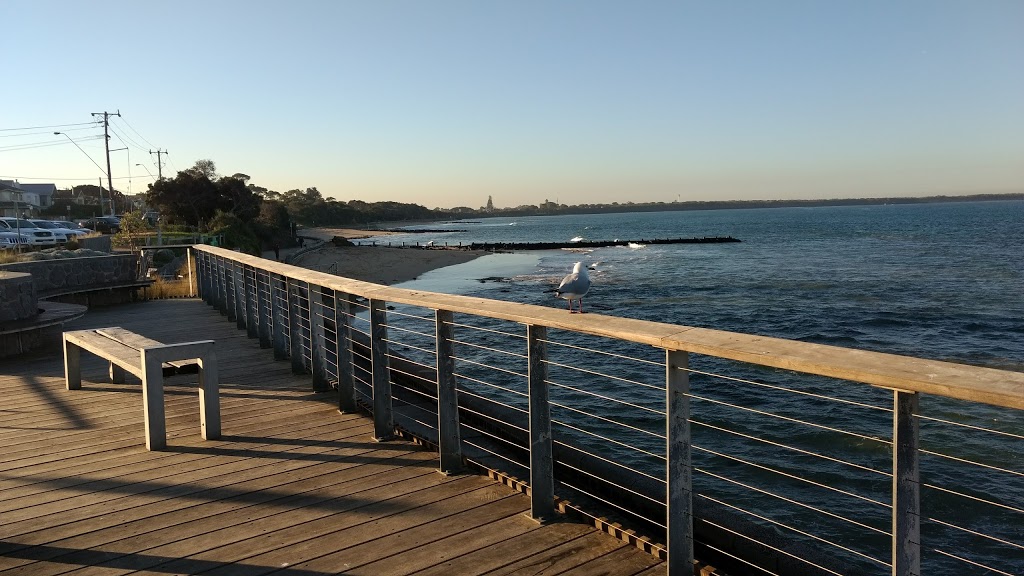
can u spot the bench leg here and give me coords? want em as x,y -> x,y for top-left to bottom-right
64,337 -> 81,391
198,352 -> 221,440
110,362 -> 126,384
141,350 -> 166,450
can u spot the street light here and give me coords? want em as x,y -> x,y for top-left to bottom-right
55,131 -> 110,216
135,163 -> 155,179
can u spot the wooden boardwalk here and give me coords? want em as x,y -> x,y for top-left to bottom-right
0,299 -> 665,576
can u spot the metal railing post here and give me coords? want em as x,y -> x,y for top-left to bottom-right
335,292 -> 357,413
255,270 -> 272,348
892,390 -> 921,576
288,279 -> 307,375
224,259 -> 236,322
369,298 -> 394,441
244,266 -> 258,338
666,350 -> 694,575
527,324 -> 554,522
271,275 -> 288,360
309,283 -> 330,392
214,256 -> 226,313
233,262 -> 245,330
436,309 -> 462,475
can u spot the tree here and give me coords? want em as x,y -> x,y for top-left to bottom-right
186,159 -> 218,180
146,161 -> 261,227
146,170 -> 219,226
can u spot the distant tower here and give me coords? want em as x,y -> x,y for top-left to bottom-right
486,195 -> 494,212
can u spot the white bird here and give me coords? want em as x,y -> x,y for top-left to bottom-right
555,261 -> 591,313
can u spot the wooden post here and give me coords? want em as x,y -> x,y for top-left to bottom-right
335,292 -> 357,413
63,335 -> 80,390
436,309 -> 462,474
369,298 -> 394,441
527,324 -> 554,522
198,350 -> 220,440
666,350 -> 694,576
271,275 -> 288,360
309,282 -> 330,392
140,348 -> 166,451
892,390 -> 921,576
255,270 -> 272,349
187,248 -> 195,298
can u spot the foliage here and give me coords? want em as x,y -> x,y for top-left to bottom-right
146,160 -> 260,227
114,210 -> 150,251
208,210 -> 261,255
253,200 -> 292,249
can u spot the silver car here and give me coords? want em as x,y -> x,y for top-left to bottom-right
49,220 -> 91,237
28,220 -> 73,243
0,218 -> 57,246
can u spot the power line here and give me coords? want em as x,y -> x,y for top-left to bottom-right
0,174 -> 141,181
0,121 -> 99,132
0,126 -> 98,139
108,125 -> 149,154
112,116 -> 158,150
0,135 -> 104,153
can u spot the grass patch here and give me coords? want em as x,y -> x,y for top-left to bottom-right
146,257 -> 198,299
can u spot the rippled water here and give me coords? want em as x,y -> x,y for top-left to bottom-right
381,200 -> 1023,574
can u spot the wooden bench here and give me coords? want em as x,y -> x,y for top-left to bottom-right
63,327 -> 220,450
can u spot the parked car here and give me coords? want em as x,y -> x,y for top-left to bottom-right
0,218 -> 57,246
27,220 -> 71,244
0,231 -> 29,250
78,216 -> 121,234
39,220 -> 90,238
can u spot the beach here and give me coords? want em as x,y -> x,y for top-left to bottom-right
268,227 -> 486,286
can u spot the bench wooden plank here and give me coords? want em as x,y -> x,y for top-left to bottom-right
64,330 -> 144,379
95,327 -> 163,350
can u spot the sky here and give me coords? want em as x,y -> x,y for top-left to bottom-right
1,0 -> 1021,209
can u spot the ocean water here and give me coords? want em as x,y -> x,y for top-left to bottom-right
378,200 -> 1023,574
389,201 -> 1024,369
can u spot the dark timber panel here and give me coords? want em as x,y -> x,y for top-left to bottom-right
0,299 -> 664,576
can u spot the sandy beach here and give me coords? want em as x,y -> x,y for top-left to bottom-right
266,227 -> 486,286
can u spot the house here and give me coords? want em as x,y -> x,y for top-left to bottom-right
18,183 -> 57,209
0,180 -> 41,218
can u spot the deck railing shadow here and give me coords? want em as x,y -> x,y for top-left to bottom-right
192,244 -> 1024,576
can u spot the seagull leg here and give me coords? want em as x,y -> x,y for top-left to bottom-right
579,299 -> 584,313
567,299 -> 572,312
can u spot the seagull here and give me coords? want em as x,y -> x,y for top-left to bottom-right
555,261 -> 591,313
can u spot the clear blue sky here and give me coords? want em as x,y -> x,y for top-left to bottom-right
2,0 -> 1021,209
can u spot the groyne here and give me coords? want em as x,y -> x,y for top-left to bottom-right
367,236 -> 741,250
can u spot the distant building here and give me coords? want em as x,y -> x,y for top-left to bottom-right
17,183 -> 56,209
0,180 -> 43,218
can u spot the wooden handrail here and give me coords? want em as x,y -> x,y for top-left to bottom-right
191,244 -> 1024,410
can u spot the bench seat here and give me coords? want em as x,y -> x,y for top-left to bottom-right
63,327 -> 219,450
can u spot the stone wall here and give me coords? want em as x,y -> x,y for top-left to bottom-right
0,254 -> 141,297
77,235 -> 113,252
0,271 -> 37,323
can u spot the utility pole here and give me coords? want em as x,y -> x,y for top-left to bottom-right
150,149 -> 168,180
92,110 -> 121,215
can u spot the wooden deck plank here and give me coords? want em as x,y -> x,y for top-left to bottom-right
412,523 -> 598,576
0,299 -> 664,576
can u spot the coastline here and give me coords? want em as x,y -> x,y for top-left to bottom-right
279,226 -> 488,286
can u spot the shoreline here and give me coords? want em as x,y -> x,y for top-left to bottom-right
282,226 -> 488,286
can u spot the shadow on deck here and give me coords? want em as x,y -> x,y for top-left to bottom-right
0,299 -> 665,576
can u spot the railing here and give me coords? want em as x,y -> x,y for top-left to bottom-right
191,245 -> 1024,576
